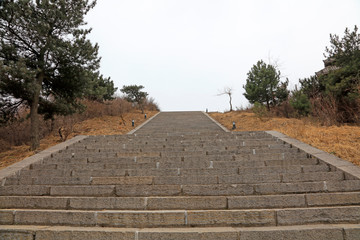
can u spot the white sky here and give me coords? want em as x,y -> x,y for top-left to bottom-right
85,0 -> 360,112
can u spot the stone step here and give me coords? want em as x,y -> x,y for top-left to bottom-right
2,224 -> 360,240
1,192 -> 360,210
50,148 -> 299,160
43,155 -> 236,165
3,180 -> 360,197
1,206 -> 360,228
158,149 -> 303,158
41,152 -> 310,166
28,158 -> 318,172
1,111 -> 359,237
44,164 -> 327,178
72,137 -> 281,144
66,142 -> 289,151
180,180 -> 360,196
48,146 -> 306,156
51,146 -> 302,156
3,172 -> 344,186
81,134 -> 274,144
70,142 -> 283,151
71,140 -> 283,150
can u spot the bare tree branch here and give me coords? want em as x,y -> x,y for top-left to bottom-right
218,87 -> 234,112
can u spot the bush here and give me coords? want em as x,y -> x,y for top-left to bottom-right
0,97 -> 157,150
143,97 -> 160,111
290,91 -> 311,117
271,101 -> 296,118
252,102 -> 269,120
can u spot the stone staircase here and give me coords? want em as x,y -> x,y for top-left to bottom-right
1,111 -> 360,239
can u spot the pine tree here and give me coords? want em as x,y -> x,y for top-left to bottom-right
0,0 -> 114,149
121,85 -> 148,114
243,60 -> 288,110
321,25 -> 360,122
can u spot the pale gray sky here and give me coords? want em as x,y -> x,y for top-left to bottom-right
86,0 -> 360,112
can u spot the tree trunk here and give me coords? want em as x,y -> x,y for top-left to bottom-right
30,92 -> 40,150
29,75 -> 43,150
140,105 -> 144,114
50,117 -> 55,132
266,100 -> 270,111
139,101 -> 144,114
229,94 -> 233,112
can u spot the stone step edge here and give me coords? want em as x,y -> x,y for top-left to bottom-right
2,206 -> 360,229
265,131 -> 360,180
202,112 -> 230,132
2,180 -> 360,197
127,112 -> 160,135
1,224 -> 359,240
0,135 -> 89,185
2,205 -> 360,212
5,171 -> 345,185
1,192 -> 360,210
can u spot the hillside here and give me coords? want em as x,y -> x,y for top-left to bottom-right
1,110 -> 359,170
0,111 -> 158,169
210,111 -> 360,167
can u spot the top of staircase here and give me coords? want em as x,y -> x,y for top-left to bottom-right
131,111 -> 228,135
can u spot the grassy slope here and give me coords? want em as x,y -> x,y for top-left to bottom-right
0,111 -> 158,169
1,110 -> 359,169
210,111 -> 360,167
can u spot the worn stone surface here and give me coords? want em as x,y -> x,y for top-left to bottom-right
0,210 -> 14,224
91,176 -> 153,185
69,197 -> 145,210
36,227 -> 135,240
0,135 -> 88,182
0,185 -> 50,196
0,232 -> 34,240
0,112 -> 359,237
187,210 -> 276,227
239,225 -> 344,240
228,195 -> 306,209
254,182 -> 325,194
32,177 -> 90,185
147,196 -> 227,210
281,172 -> 344,182
96,210 -> 185,227
0,196 -> 68,209
14,210 -> 96,226
306,192 -> 360,206
277,206 -> 360,225
344,225 -> 360,240
153,176 -> 218,185
116,185 -> 181,197
219,174 -> 281,184
182,184 -> 254,196
138,227 -> 238,240
50,186 -> 115,196
326,180 -> 360,192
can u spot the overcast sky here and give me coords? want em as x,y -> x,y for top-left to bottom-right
85,0 -> 360,112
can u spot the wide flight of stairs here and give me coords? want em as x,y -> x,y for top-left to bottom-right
1,112 -> 360,239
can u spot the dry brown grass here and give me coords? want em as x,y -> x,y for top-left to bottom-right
0,110 -> 157,170
2,110 -> 359,170
210,111 -> 360,167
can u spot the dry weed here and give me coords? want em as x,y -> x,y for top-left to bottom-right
0,110 -> 158,169
210,111 -> 360,166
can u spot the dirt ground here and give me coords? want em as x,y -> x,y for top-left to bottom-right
0,111 -> 158,169
1,110 -> 359,169
210,111 -> 360,167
